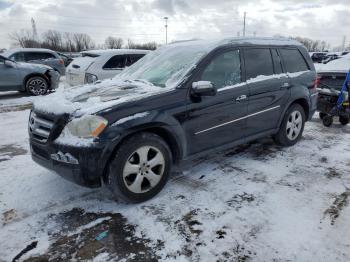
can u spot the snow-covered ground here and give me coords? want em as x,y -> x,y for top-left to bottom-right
0,84 -> 350,261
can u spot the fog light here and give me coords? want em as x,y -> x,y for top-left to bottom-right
51,151 -> 79,165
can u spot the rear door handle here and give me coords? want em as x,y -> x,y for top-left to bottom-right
235,95 -> 247,102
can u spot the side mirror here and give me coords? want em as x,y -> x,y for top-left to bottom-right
192,81 -> 217,96
4,60 -> 15,68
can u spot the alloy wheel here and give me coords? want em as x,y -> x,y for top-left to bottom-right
286,110 -> 302,140
122,146 -> 165,194
28,78 -> 47,96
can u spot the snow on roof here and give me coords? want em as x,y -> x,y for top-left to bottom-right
81,49 -> 151,56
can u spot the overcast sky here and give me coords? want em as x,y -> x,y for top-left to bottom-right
0,0 -> 349,49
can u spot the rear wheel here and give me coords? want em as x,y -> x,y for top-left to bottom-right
322,115 -> 333,127
339,116 -> 349,126
319,112 -> 326,119
274,104 -> 305,146
26,76 -> 48,96
107,132 -> 172,203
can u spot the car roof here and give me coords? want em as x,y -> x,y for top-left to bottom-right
3,48 -> 57,57
169,37 -> 304,49
81,49 -> 151,56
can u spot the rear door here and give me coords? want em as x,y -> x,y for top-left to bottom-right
184,48 -> 249,155
244,47 -> 291,137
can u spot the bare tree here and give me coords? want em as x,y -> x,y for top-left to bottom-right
9,29 -> 41,48
73,33 -> 95,51
126,39 -> 157,50
41,30 -> 63,51
105,36 -> 123,49
290,36 -> 330,52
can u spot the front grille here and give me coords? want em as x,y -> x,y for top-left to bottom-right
29,112 -> 54,143
319,73 -> 346,91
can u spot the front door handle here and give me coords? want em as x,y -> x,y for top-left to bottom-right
236,95 -> 247,102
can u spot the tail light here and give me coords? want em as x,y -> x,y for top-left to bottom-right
312,75 -> 321,90
59,59 -> 64,65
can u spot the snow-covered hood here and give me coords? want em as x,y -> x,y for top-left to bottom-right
318,56 -> 350,73
33,78 -> 173,116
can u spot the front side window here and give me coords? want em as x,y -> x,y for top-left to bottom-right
10,53 -> 25,62
103,55 -> 126,70
280,49 -> 309,73
244,48 -> 274,80
200,50 -> 241,89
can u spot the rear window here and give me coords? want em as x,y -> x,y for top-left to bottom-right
103,55 -> 127,69
280,49 -> 309,73
244,48 -> 274,80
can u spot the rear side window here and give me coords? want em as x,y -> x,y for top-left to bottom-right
271,49 -> 283,74
125,54 -> 145,67
279,49 -> 309,73
103,55 -> 126,69
244,48 -> 274,80
200,50 -> 241,89
24,52 -> 56,61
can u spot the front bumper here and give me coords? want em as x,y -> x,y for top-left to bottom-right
30,138 -> 105,188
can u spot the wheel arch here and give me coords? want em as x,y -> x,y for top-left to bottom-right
278,97 -> 310,128
101,125 -> 184,184
23,73 -> 50,90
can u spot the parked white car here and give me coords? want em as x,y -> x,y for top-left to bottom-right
66,49 -> 150,86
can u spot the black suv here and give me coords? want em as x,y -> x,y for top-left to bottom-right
29,38 -> 318,202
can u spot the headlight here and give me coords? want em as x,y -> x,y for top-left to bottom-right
85,73 -> 98,84
66,115 -> 108,138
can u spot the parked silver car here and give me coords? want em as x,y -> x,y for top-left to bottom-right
2,48 -> 66,75
0,55 -> 60,96
66,49 -> 149,86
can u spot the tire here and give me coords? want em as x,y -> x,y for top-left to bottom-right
339,116 -> 349,126
319,112 -> 326,120
26,76 -> 48,96
274,104 -> 306,146
107,132 -> 172,203
322,115 -> 333,127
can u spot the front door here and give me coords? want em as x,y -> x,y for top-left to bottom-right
183,48 -> 249,155
243,48 -> 291,137
0,58 -> 20,91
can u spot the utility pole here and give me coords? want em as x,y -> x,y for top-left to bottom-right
164,17 -> 169,44
243,12 -> 246,37
31,18 -> 38,41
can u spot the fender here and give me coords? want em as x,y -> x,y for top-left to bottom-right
277,84 -> 311,128
98,110 -> 187,170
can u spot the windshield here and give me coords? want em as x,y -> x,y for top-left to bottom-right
118,43 -> 210,88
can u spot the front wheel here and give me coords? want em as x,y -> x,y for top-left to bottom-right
274,104 -> 305,146
26,76 -> 48,96
107,132 -> 172,203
